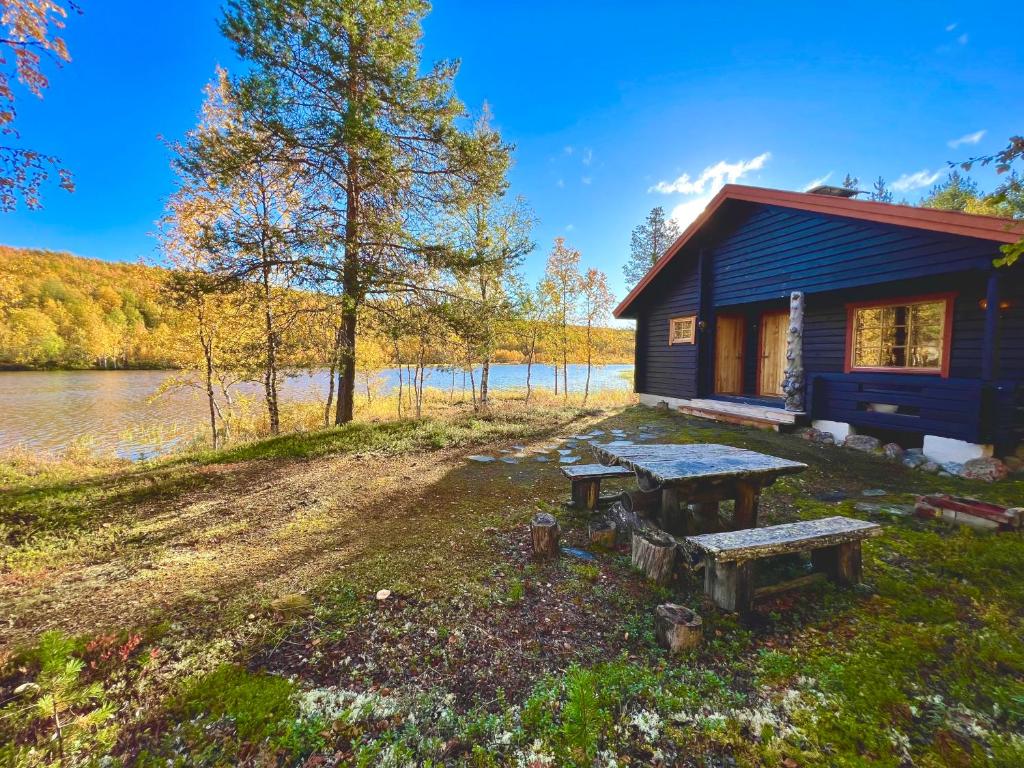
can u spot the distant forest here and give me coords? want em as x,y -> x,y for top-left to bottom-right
0,247 -> 635,370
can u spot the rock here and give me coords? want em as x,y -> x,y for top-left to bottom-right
375,589 -> 392,601
844,434 -> 881,453
861,489 -> 888,497
559,456 -> 581,464
960,457 -> 1009,483
467,455 -> 495,463
903,452 -> 928,469
919,461 -> 941,474
819,433 -> 836,446
270,593 -> 313,616
905,448 -> 925,457
940,462 -> 964,477
882,443 -> 904,461
499,456 -> 519,464
816,491 -> 851,502
795,427 -> 821,441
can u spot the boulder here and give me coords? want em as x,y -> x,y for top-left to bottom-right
903,452 -> 928,470
919,461 -> 942,474
844,434 -> 881,453
882,443 -> 905,461
959,457 -> 1009,483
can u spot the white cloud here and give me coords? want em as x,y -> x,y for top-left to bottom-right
948,129 -> 986,149
556,178 -> 565,189
563,145 -> 574,155
892,170 -> 942,192
649,152 -> 771,195
957,33 -> 968,45
945,22 -> 957,32
651,152 -> 771,228
581,176 -> 592,185
802,171 -> 833,191
582,148 -> 593,166
565,223 -> 574,232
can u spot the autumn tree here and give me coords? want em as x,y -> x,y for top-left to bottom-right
578,267 -> 615,404
959,135 -> 1024,266
0,0 -> 76,211
543,237 -> 583,398
623,206 -> 679,286
920,171 -> 982,213
170,69 -> 325,435
221,0 -> 509,426
509,277 -> 547,404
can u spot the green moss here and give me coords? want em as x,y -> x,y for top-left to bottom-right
176,664 -> 297,742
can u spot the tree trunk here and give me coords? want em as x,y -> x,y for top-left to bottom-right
583,320 -> 593,405
260,265 -> 280,436
530,513 -> 560,560
525,332 -> 536,404
654,604 -> 702,652
553,364 -> 558,396
324,321 -> 343,427
479,356 -> 490,411
469,359 -> 477,408
631,529 -> 677,585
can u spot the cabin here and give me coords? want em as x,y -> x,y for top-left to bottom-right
615,184 -> 1024,464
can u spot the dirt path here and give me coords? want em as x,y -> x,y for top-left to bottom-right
1,438 -> 568,648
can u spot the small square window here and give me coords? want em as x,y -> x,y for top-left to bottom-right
669,315 -> 696,345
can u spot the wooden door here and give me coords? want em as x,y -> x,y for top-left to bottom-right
714,316 -> 744,394
758,311 -> 789,397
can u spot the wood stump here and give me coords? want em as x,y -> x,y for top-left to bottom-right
588,518 -> 616,549
570,478 -> 601,511
631,529 -> 677,585
530,513 -> 560,560
654,603 -> 703,652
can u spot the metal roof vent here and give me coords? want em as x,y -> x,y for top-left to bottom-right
806,184 -> 861,198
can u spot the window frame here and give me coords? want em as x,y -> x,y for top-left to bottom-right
668,314 -> 697,345
843,292 -> 956,377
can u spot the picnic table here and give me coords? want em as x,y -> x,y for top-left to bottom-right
590,442 -> 807,533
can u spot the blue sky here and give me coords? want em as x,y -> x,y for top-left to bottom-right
2,1 -> 1022,307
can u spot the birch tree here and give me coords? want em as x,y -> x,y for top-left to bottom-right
543,237 -> 583,398
578,267 -> 615,404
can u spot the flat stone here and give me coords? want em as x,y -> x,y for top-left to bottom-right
591,443 -> 807,484
499,457 -> 519,464
861,489 -> 888,497
920,461 -> 942,473
533,456 -> 551,463
559,456 -> 581,464
855,502 -> 913,517
686,516 -> 882,562
467,455 -> 495,463
557,449 -> 574,456
941,462 -> 964,476
844,434 -> 882,453
560,546 -> 597,561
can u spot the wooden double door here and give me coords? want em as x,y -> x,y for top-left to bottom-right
714,311 -> 789,397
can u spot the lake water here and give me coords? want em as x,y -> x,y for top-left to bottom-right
0,364 -> 633,459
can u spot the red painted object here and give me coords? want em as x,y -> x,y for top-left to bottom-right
915,494 -> 1023,531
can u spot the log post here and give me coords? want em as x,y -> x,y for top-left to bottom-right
631,529 -> 677,585
618,488 -> 661,515
654,604 -> 703,652
811,541 -> 862,585
733,481 -> 760,530
588,517 -> 616,549
571,478 -> 601,511
531,513 -> 560,560
704,557 -> 753,613
782,290 -> 805,412
661,486 -> 690,534
692,501 -> 722,532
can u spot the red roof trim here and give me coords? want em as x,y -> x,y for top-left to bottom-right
614,184 -> 1024,318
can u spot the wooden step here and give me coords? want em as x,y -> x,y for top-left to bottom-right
676,399 -> 803,431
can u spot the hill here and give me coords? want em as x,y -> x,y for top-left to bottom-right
0,246 -> 635,370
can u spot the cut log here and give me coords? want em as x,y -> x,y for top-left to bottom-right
618,488 -> 661,515
530,513 -> 560,560
588,518 -> 616,549
631,528 -> 677,585
654,603 -> 703,652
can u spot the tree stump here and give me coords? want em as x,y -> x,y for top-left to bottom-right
618,488 -> 661,515
631,529 -> 677,585
654,603 -> 703,653
530,513 -> 560,560
588,518 -> 616,549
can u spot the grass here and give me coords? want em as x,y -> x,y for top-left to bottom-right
1,403 -> 1023,766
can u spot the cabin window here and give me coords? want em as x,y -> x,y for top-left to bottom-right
846,294 -> 954,376
669,315 -> 696,345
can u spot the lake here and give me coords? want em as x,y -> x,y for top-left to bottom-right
0,364 -> 633,459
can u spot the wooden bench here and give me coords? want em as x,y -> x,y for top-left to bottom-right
684,516 -> 882,612
561,464 -> 633,511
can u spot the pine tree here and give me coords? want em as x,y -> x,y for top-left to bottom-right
623,207 -> 680,286
870,176 -> 893,203
842,173 -> 860,191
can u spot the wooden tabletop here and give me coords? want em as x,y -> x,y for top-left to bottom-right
591,442 -> 807,485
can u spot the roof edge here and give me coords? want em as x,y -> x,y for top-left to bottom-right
614,184 -> 1024,318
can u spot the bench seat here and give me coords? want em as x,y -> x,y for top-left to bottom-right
561,463 -> 633,510
685,516 -> 882,612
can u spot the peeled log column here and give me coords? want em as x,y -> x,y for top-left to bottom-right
782,290 -> 805,412
531,513 -> 560,560
654,603 -> 703,652
631,529 -> 677,585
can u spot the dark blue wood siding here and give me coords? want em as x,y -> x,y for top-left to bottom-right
710,204 -> 1000,305
634,252 -> 700,399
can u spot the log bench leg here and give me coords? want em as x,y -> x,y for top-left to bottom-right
733,481 -> 761,530
704,557 -> 753,613
811,541 -> 863,586
571,478 -> 601,511
692,501 -> 722,532
660,486 -> 691,535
